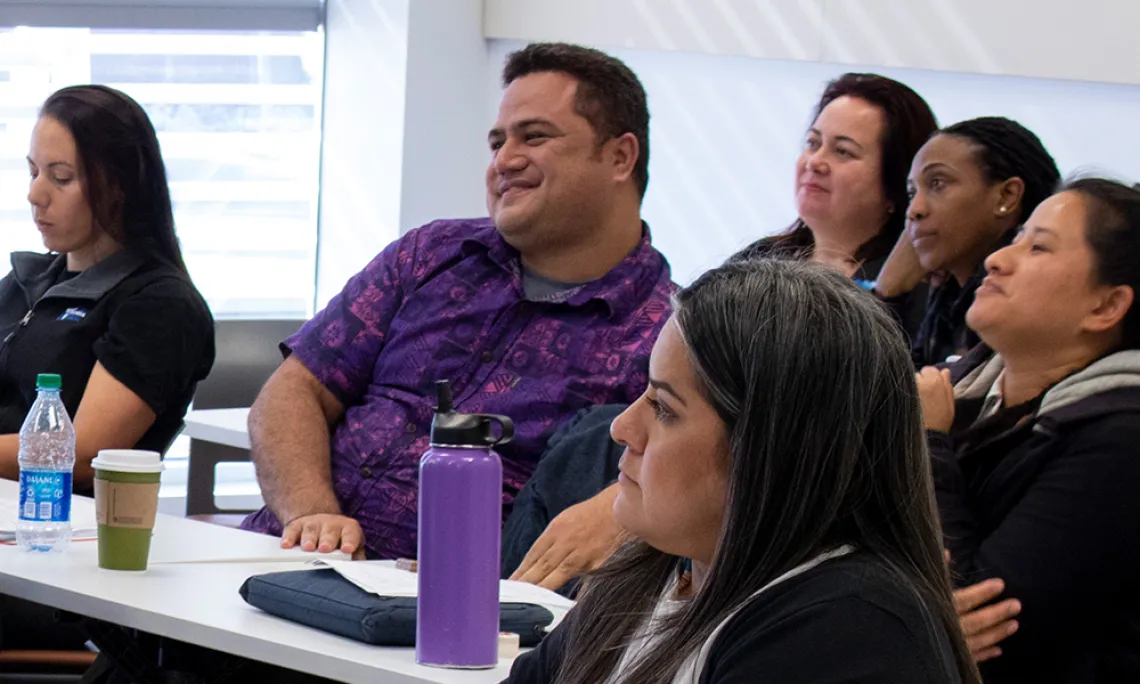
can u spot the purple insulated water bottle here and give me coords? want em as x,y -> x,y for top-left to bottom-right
416,380 -> 514,668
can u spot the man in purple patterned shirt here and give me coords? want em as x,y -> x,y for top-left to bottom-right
240,43 -> 674,561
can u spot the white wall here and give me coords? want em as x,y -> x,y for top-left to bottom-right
317,0 -> 491,307
488,40 -> 1140,285
485,0 -> 1140,86
316,0 -> 409,306
318,2 -> 1140,301
399,0 -> 492,233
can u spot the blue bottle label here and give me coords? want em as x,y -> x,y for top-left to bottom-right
18,470 -> 72,523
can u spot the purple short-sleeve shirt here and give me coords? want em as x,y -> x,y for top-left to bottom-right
242,218 -> 674,559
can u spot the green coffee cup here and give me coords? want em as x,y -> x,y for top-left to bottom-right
92,450 -> 164,571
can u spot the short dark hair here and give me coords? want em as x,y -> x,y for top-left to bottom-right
1063,178 -> 1140,350
40,85 -> 187,274
940,117 -> 1060,223
503,42 -> 650,199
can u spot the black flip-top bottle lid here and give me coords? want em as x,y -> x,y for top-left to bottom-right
429,380 -> 515,447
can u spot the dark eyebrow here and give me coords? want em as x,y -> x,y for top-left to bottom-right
1028,226 -> 1059,239
921,162 -> 951,174
488,118 -> 559,143
833,135 -> 865,151
649,378 -> 688,408
27,157 -> 75,170
513,118 -> 555,130
808,128 -> 865,152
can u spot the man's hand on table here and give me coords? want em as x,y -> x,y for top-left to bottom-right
281,513 -> 366,560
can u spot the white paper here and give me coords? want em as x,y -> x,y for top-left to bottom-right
311,559 -> 576,629
0,499 -> 98,541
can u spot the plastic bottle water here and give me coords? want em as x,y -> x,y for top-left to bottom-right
16,373 -> 76,552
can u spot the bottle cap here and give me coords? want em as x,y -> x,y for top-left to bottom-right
35,373 -> 61,390
91,450 -> 164,474
429,380 -> 514,447
498,632 -> 520,659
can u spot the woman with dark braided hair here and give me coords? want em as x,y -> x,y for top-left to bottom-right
875,117 -> 1061,367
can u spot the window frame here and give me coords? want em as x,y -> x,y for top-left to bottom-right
0,0 -> 323,32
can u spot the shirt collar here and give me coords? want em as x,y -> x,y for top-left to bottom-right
978,369 -> 1006,422
464,221 -> 672,320
43,249 -> 149,302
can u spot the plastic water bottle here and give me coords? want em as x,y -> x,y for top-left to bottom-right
416,380 -> 514,668
16,373 -> 76,552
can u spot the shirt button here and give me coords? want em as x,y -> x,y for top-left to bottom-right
405,423 -> 417,434
360,466 -> 373,479
481,351 -> 494,363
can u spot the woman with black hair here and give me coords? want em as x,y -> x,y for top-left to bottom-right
507,259 -> 978,684
920,179 -> 1140,682
875,117 -> 1061,367
0,84 -> 215,489
0,84 -> 214,651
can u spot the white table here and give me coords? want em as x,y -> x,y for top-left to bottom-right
182,408 -> 251,449
0,479 -> 514,684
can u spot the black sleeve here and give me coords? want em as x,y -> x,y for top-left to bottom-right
502,620 -> 568,684
93,277 -> 214,416
702,597 -> 953,684
933,416 -> 1140,659
927,430 -> 976,553
879,283 -> 929,345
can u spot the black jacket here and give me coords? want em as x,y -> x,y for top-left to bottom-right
0,250 -> 215,486
730,234 -> 929,341
504,553 -> 963,684
934,345 -> 1140,683
500,404 -> 625,587
912,230 -> 1015,369
911,268 -> 985,368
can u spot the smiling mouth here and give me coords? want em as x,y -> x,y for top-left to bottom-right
498,180 -> 538,198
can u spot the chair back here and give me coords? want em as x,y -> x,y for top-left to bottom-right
185,319 -> 303,516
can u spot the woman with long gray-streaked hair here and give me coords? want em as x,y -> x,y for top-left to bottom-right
505,259 -> 978,684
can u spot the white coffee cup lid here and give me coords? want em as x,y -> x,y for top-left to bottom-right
92,450 -> 164,473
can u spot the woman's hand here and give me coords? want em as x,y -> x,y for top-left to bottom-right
954,578 -> 1022,662
874,230 -> 929,298
916,367 -> 955,432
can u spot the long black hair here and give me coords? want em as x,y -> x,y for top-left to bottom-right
742,73 -> 938,265
40,85 -> 188,274
1064,178 -> 1140,350
940,116 -> 1060,224
553,259 -> 978,684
